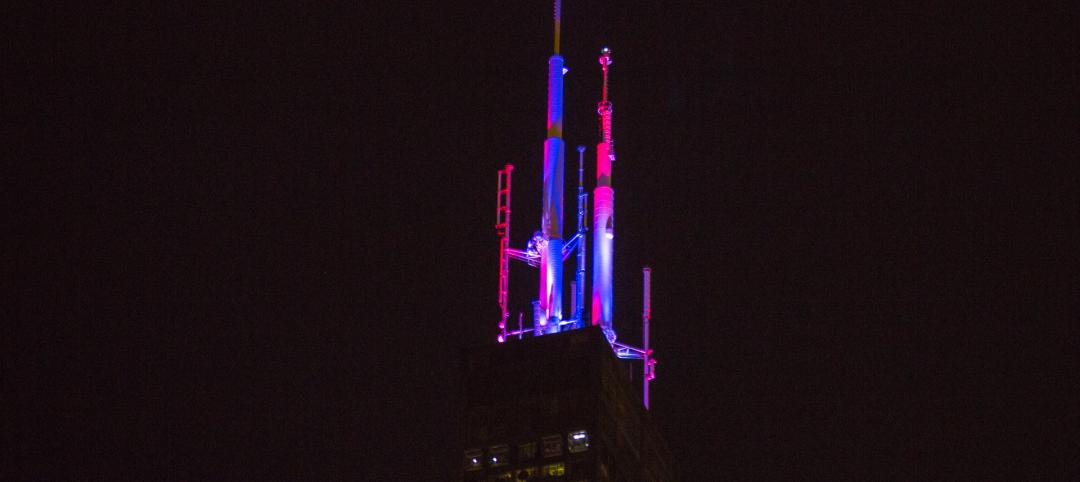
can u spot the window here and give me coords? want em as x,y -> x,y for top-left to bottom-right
567,430 -> 589,453
464,449 -> 483,471
495,471 -> 513,481
542,462 -> 566,477
515,467 -> 537,481
488,445 -> 509,467
518,441 -> 537,460
541,435 -> 562,458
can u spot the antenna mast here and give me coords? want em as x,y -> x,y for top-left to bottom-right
643,267 -> 655,409
489,16 -> 658,406
592,47 -> 616,341
599,47 -> 613,145
573,145 -> 587,327
553,0 -> 561,54
538,0 -> 567,333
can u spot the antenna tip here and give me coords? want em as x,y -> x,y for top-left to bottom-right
577,145 -> 586,153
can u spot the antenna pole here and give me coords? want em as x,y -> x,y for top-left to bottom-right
575,146 -> 588,327
539,0 -> 566,333
643,267 -> 652,409
592,47 -> 615,341
553,0 -> 561,55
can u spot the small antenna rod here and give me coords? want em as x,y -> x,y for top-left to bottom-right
553,0 -> 561,55
577,145 -> 585,192
643,267 -> 652,409
575,145 -> 587,325
599,47 -> 613,145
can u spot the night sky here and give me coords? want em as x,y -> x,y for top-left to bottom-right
11,1 -> 1074,480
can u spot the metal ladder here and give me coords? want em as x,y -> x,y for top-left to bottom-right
496,164 -> 513,338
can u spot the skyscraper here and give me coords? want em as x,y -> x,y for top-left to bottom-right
461,327 -> 673,481
463,3 -> 671,479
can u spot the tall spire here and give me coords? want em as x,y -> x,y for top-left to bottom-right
538,0 -> 566,332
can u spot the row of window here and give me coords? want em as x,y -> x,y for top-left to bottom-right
465,430 -> 588,470
489,462 -> 565,480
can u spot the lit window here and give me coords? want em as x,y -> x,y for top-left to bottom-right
464,449 -> 482,471
541,435 -> 562,458
515,467 -> 538,481
495,471 -> 513,480
567,430 -> 589,453
489,445 -> 509,467
543,462 -> 566,476
518,442 -> 537,460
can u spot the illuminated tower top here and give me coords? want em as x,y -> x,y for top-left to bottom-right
469,5 -> 671,479
489,2 -> 656,412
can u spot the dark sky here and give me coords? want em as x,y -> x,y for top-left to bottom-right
10,1 -> 1075,480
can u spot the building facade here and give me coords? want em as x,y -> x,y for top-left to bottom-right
461,327 -> 673,481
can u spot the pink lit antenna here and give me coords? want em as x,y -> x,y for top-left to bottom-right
598,47 -> 613,144
592,47 -> 615,338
